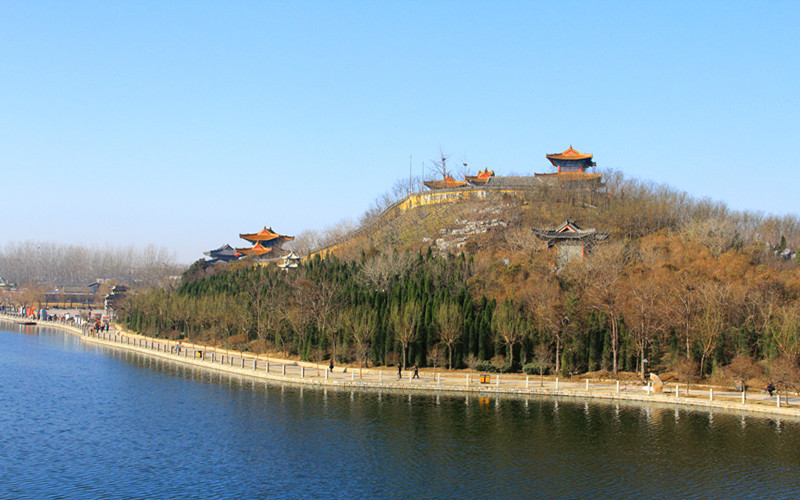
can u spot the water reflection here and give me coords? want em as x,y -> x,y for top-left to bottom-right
4,323 -> 800,498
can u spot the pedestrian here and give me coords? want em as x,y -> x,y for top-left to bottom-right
329,359 -> 334,372
397,364 -> 402,379
767,382 -> 775,397
412,365 -> 419,379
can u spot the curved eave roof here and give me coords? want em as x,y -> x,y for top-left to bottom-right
240,226 -> 294,242
534,172 -> 603,180
465,169 -> 495,184
236,243 -> 276,256
546,146 -> 593,161
424,179 -> 468,189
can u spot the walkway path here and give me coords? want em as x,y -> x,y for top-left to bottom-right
5,314 -> 799,419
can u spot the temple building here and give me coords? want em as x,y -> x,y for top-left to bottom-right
203,244 -> 241,265
532,220 -> 608,268
535,145 -> 603,183
277,251 -> 301,271
465,168 -> 495,186
236,227 -> 295,261
424,174 -> 468,190
423,155 -> 468,190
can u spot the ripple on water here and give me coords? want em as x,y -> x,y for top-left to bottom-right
2,325 -> 800,498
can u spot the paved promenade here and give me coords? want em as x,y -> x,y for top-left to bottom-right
5,314 -> 800,419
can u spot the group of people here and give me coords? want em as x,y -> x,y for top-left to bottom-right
328,359 -> 420,380
397,364 -> 419,379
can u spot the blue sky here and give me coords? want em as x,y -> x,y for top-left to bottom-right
2,1 -> 798,264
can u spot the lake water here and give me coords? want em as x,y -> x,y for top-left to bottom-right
2,321 -> 800,499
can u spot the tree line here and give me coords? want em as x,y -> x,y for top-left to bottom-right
119,169 -> 800,391
0,242 -> 180,286
121,233 -> 800,391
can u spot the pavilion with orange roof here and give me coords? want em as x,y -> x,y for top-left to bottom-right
535,145 -> 602,181
423,174 -> 468,190
236,227 -> 294,260
465,168 -> 495,186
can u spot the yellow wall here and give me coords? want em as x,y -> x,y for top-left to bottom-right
307,187 -> 531,260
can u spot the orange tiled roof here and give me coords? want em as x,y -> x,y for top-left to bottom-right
239,227 -> 294,242
465,169 -> 495,185
424,174 -> 468,189
546,145 -> 593,161
235,243 -> 276,256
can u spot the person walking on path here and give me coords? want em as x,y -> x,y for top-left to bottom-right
397,364 -> 402,379
330,359 -> 334,373
412,365 -> 419,379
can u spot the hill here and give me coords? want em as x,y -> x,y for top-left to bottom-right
121,170 -> 800,390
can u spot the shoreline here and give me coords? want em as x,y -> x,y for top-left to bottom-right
4,314 -> 799,420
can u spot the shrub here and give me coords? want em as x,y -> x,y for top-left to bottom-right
476,358 -> 512,373
465,353 -> 480,371
522,363 -> 540,375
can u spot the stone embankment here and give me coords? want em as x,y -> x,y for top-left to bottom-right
6,314 -> 799,419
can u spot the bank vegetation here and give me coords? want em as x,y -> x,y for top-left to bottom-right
120,171 -> 800,392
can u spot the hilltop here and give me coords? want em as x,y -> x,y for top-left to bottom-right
303,169 -> 798,267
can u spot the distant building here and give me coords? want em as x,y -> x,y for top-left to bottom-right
465,168 -> 495,186
533,220 -> 608,267
203,244 -> 241,265
236,227 -> 295,262
423,155 -> 469,190
535,145 -> 603,185
44,282 -> 102,307
424,174 -> 468,190
277,251 -> 301,271
104,285 -> 128,319
0,277 -> 17,291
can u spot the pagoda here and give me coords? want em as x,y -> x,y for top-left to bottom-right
535,145 -> 603,181
203,244 -> 241,265
532,220 -> 608,267
236,227 -> 295,261
465,168 -> 495,186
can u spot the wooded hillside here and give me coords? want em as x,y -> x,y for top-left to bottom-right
120,171 -> 800,388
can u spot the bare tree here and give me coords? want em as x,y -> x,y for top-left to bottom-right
726,354 -> 763,389
492,300 -> 522,368
694,281 -> 730,377
527,272 -> 568,374
672,357 -> 699,393
623,268 -> 672,379
428,343 -> 446,371
436,302 -> 463,370
357,250 -> 414,293
0,240 -> 179,286
532,343 -> 553,386
584,242 -> 628,374
239,266 -> 283,341
390,300 -> 420,370
769,303 -> 800,361
680,216 -> 741,257
770,356 -> 800,406
669,271 -> 699,360
298,275 -> 343,361
344,305 -> 378,377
